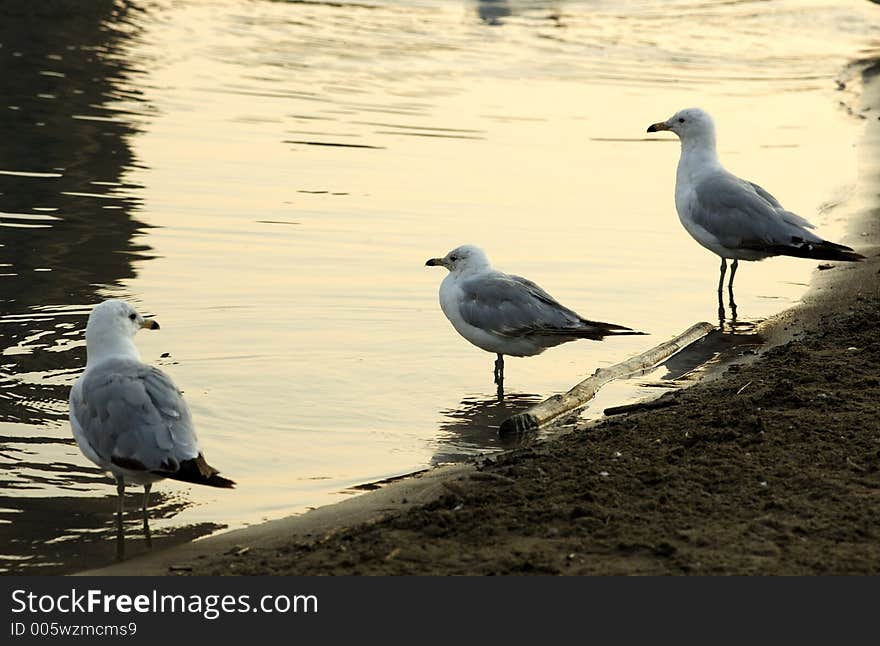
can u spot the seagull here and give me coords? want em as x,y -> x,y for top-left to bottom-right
69,300 -> 234,550
647,107 -> 863,318
426,245 -> 644,389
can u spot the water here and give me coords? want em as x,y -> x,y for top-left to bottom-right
1,0 -> 878,574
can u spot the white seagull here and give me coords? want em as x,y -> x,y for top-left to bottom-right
426,245 -> 644,388
69,300 -> 234,541
647,108 -> 863,315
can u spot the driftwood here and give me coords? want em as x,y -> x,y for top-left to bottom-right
499,322 -> 715,435
603,390 -> 681,416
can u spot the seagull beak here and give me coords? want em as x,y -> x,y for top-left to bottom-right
425,258 -> 444,267
647,121 -> 671,133
141,319 -> 160,330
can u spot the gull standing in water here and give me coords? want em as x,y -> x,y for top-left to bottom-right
69,300 -> 234,555
647,108 -> 863,320
426,245 -> 644,391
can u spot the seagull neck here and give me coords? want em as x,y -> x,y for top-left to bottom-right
85,335 -> 141,367
678,134 -> 720,177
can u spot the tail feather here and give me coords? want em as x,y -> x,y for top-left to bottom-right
765,239 -> 864,262
154,453 -> 235,488
582,319 -> 647,338
538,320 -> 647,340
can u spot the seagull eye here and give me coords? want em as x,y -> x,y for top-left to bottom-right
449,255 -> 458,262
128,313 -> 137,321
678,118 -> 685,123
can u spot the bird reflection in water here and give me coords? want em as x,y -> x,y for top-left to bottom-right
475,1 -> 564,27
0,486 -> 223,574
432,391 -> 543,465
656,322 -> 763,387
719,279 -> 739,330
476,0 -> 511,26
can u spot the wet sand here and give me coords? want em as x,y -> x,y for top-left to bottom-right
79,63 -> 880,577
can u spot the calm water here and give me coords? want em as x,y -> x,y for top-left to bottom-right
1,0 -> 878,573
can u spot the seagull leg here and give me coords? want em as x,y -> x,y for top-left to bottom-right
493,354 -> 505,388
728,259 -> 738,322
727,259 -> 738,290
115,476 -> 125,561
142,483 -> 152,549
717,257 -> 728,325
717,257 -> 728,294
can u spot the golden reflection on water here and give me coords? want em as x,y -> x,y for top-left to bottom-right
130,19 -> 866,523
1,0 -> 879,572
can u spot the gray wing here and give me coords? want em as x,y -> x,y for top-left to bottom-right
748,180 -> 816,230
71,357 -> 200,473
457,271 -> 587,336
747,181 -> 782,209
691,172 -> 820,249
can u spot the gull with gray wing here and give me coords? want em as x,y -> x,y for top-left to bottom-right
647,107 -> 863,319
426,245 -> 644,389
69,300 -> 234,549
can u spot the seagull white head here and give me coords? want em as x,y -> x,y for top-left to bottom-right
85,299 -> 159,365
647,107 -> 716,144
425,244 -> 491,274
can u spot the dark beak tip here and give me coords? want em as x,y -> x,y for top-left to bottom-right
646,125 -> 657,133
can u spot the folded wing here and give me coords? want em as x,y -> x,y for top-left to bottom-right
71,358 -> 233,487
458,271 -> 639,340
691,172 -> 862,261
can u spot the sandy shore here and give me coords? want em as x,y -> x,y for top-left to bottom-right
79,61 -> 880,577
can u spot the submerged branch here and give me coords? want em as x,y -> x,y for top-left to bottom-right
500,322 -> 715,435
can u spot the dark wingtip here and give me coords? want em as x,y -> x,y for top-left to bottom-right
154,453 -> 236,489
206,473 -> 236,488
822,242 -> 866,262
766,241 -> 867,262
583,320 -> 648,337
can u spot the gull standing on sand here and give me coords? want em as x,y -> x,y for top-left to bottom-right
646,108 -> 863,318
426,245 -> 644,389
69,300 -> 234,548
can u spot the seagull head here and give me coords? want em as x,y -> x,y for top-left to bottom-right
85,300 -> 159,360
647,107 -> 715,143
425,244 -> 491,274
